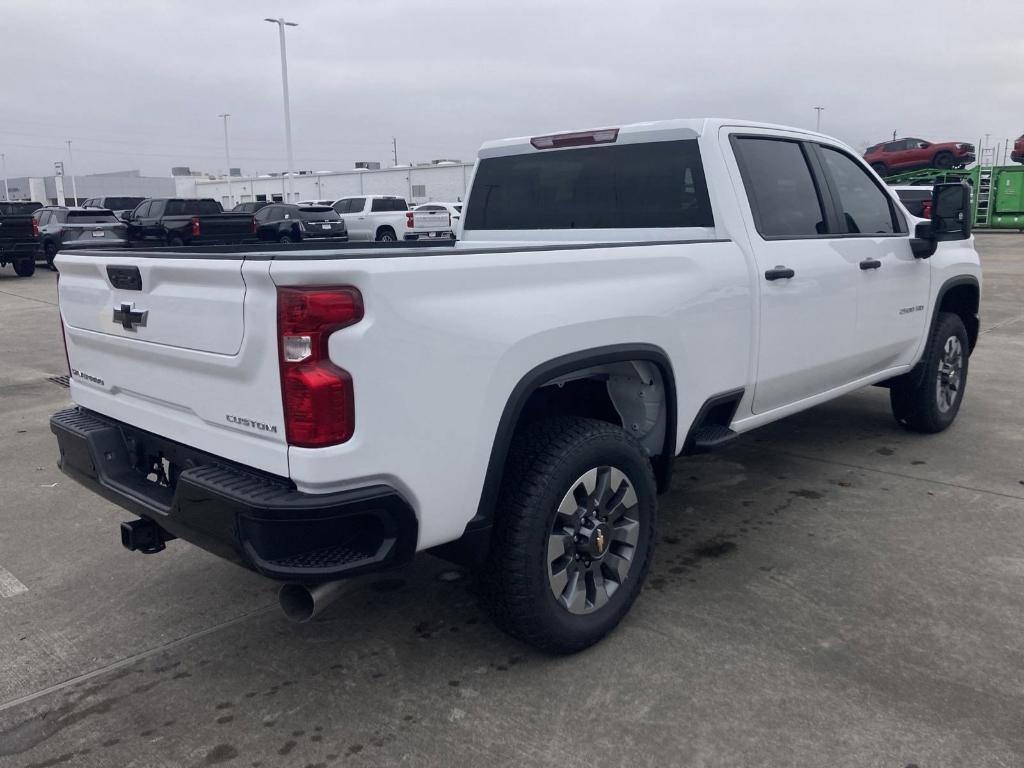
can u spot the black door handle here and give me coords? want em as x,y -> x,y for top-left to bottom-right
764,266 -> 795,281
859,259 -> 882,270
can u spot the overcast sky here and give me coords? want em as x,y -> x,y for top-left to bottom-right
2,0 -> 1021,179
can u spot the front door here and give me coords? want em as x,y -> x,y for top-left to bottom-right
727,133 -> 861,414
813,144 -> 930,374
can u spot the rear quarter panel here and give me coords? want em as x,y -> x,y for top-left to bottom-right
271,240 -> 751,548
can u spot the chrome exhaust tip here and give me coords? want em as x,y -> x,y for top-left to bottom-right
278,580 -> 351,623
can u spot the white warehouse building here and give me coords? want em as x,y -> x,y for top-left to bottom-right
173,163 -> 475,209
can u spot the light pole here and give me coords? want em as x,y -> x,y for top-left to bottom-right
813,106 -> 824,132
219,113 -> 233,206
1,153 -> 9,201
265,17 -> 298,202
66,140 -> 78,205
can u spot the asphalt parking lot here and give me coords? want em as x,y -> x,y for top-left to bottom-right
1,234 -> 1022,768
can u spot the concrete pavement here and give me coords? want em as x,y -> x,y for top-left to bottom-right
0,235 -> 1022,767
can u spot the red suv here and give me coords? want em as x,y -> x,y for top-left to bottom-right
1011,135 -> 1024,164
864,138 -> 975,176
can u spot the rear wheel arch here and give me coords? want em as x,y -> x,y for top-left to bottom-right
474,344 -> 678,530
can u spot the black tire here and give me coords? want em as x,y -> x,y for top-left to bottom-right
483,417 -> 657,654
13,259 -> 35,277
933,151 -> 954,170
167,235 -> 185,247
871,162 -> 889,177
44,240 -> 58,270
375,227 -> 397,242
278,234 -> 293,244
890,312 -> 969,433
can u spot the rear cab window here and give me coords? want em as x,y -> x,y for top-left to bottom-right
370,197 -> 407,212
463,139 -> 714,232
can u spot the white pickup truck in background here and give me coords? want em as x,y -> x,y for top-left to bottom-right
330,194 -> 452,241
51,118 -> 980,653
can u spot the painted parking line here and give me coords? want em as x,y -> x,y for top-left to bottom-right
0,565 -> 28,598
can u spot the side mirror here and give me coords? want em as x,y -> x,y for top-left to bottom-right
910,182 -> 971,259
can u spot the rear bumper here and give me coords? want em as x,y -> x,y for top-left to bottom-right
0,241 -> 39,258
50,407 -> 417,582
404,231 -> 455,241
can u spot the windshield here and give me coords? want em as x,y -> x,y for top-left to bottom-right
0,201 -> 43,214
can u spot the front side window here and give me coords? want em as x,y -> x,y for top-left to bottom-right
732,137 -> 826,238
464,139 -> 714,230
819,147 -> 901,235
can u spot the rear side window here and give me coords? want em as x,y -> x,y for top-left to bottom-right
819,147 -> 902,234
894,188 -> 931,217
732,137 -> 826,238
370,197 -> 407,212
464,140 -> 714,230
67,211 -> 119,223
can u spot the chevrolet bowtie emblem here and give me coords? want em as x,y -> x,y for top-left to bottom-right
113,303 -> 148,331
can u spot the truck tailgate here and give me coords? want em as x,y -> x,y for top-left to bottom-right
57,251 -> 288,476
410,210 -> 450,231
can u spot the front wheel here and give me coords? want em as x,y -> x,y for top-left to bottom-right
278,234 -> 293,244
483,417 -> 656,654
890,312 -> 969,433
933,151 -> 954,170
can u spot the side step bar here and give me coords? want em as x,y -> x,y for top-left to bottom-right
682,388 -> 744,455
688,424 -> 738,453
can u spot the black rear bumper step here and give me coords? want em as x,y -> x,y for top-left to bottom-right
50,407 -> 417,582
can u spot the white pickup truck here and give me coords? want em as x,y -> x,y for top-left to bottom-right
51,119 -> 980,653
330,194 -> 452,242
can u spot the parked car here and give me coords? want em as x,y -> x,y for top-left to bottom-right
414,202 -> 462,236
331,195 -> 452,241
864,138 -> 975,176
81,197 -> 145,220
122,198 -> 255,246
890,185 -> 934,218
253,204 -> 348,243
50,118 -> 979,653
1011,135 -> 1024,164
232,201 -> 270,214
0,202 -> 39,276
34,207 -> 128,268
0,200 -> 43,214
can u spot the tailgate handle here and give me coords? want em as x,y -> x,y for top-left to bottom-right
107,265 -> 142,291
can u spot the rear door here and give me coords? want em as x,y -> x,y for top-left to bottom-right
336,198 -> 369,240
726,131 -> 860,414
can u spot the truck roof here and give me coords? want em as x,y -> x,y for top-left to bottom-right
477,118 -> 836,159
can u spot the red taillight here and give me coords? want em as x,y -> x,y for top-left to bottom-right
251,216 -> 258,234
922,200 -> 933,218
32,217 -> 40,237
530,128 -> 619,150
190,217 -> 201,237
277,286 -> 364,447
406,211 -> 414,228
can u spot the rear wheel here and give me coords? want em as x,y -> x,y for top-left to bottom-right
871,162 -> 889,177
483,417 -> 656,654
933,151 -> 954,170
375,227 -> 397,242
278,234 -> 293,244
890,312 -> 969,433
13,259 -> 35,277
167,235 -> 185,247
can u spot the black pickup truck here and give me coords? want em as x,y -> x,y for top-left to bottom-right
0,201 -> 42,277
122,198 -> 256,247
